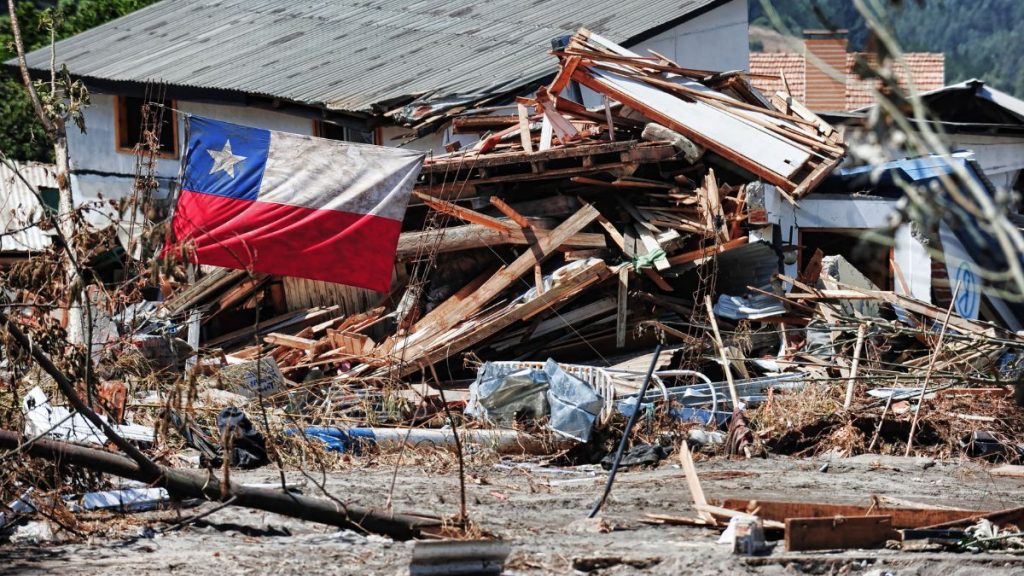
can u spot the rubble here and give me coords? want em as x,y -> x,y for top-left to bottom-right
3,25 -> 1024,571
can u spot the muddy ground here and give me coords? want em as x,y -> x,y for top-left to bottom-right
3,452 -> 1024,575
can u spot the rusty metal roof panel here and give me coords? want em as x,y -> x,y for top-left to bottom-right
15,0 -> 727,114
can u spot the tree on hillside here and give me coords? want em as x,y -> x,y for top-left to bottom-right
0,0 -> 159,162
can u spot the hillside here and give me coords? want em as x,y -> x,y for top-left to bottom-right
749,0 -> 1024,97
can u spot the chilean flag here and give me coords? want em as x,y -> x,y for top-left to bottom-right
168,116 -> 423,291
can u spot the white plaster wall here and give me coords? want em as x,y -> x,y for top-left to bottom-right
379,124 -> 479,158
947,134 -> 1024,190
632,0 -> 749,72
581,0 -> 748,108
68,93 -> 316,225
893,222 -> 932,301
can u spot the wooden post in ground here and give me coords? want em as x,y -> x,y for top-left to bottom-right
704,295 -> 739,409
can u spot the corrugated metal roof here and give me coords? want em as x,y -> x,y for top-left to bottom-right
15,0 -> 726,114
0,161 -> 56,253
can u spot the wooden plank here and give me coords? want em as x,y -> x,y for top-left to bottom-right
634,224 -> 670,271
695,504 -> 785,530
643,513 -> 712,527
530,296 -> 616,339
264,333 -> 318,351
703,169 -> 729,244
785,516 -> 895,552
326,330 -> 374,356
205,306 -> 340,348
679,441 -> 716,526
705,295 -> 739,408
548,55 -> 581,96
604,96 -> 615,141
919,505 -> 1024,530
421,139 -> 656,173
790,158 -> 840,200
409,204 -> 600,341
539,115 -> 553,151
616,267 -> 628,348
991,465 -> 1024,478
771,91 -> 835,138
666,237 -> 747,267
718,499 -> 987,529
516,103 -> 533,154
409,267 -> 496,335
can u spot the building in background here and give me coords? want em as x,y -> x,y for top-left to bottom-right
748,30 -> 944,111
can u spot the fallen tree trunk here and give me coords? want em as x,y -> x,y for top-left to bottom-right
0,429 -> 442,540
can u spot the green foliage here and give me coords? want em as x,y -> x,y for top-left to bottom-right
0,0 -> 159,162
751,0 -> 1024,97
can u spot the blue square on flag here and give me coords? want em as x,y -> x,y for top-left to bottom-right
182,116 -> 270,201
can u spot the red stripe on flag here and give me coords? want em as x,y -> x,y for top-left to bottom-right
171,189 -> 400,291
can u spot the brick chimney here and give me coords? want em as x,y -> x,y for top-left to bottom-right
803,29 -> 848,111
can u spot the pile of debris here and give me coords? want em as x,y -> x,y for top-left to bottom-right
5,28 -> 1024,562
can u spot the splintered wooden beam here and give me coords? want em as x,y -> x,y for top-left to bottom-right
666,237 -> 747,267
414,191 -> 512,233
489,196 -> 532,229
785,516 -> 896,552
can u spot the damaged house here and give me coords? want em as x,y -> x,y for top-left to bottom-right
2,0 -> 752,325
7,0 -> 1024,560
7,0 -> 750,228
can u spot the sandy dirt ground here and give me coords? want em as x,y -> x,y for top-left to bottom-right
3,453 -> 1024,575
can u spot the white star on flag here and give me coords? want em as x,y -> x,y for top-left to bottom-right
207,140 -> 246,178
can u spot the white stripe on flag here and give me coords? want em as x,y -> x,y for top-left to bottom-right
257,130 -> 423,221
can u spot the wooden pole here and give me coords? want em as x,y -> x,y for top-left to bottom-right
844,324 -> 867,410
0,430 -> 439,539
704,295 -> 739,409
905,280 -> 962,456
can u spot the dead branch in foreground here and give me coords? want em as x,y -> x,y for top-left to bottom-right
0,429 -> 443,540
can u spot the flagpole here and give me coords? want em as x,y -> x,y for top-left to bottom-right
165,113 -> 200,372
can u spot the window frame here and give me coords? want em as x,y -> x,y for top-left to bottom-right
114,95 -> 179,159
312,119 -> 379,145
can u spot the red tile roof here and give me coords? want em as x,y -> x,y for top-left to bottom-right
844,52 -> 946,109
748,52 -> 807,102
748,51 -> 945,110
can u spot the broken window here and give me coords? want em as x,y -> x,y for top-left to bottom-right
115,96 -> 177,156
799,228 -> 894,290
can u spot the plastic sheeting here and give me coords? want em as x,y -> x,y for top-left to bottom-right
467,359 -> 604,442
